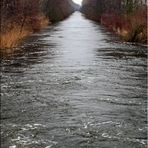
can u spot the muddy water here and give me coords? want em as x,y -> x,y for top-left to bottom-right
1,12 -> 147,148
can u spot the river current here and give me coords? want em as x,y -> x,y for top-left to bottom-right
1,12 -> 147,148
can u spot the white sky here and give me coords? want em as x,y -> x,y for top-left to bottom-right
73,0 -> 83,5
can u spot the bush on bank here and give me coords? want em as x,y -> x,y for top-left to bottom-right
81,0 -> 147,44
101,7 -> 147,44
0,0 -> 76,49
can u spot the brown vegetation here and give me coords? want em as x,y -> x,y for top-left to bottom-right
0,0 -> 49,49
101,6 -> 147,44
81,0 -> 147,44
42,0 -> 77,22
0,15 -> 49,49
0,0 -> 76,49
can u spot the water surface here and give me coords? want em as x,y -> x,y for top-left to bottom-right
1,12 -> 147,148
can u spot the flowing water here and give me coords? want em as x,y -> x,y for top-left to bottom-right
0,12 -> 147,148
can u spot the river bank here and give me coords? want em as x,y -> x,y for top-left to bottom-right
0,15 -> 49,50
101,8 -> 147,44
0,0 -> 77,50
81,0 -> 147,44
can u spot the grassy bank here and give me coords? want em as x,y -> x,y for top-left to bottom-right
0,0 -> 76,50
101,7 -> 147,44
0,0 -> 49,50
0,15 -> 49,49
81,0 -> 147,44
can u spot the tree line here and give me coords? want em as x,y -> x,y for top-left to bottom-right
82,0 -> 147,18
81,0 -> 147,43
0,0 -> 76,49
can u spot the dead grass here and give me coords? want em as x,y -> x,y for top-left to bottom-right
0,27 -> 29,49
100,7 -> 147,44
0,15 -> 49,49
123,8 -> 147,43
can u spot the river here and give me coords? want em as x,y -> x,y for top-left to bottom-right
1,12 -> 147,148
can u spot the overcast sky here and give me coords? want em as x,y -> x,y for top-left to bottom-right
73,0 -> 82,5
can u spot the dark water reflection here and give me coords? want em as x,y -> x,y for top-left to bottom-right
0,12 -> 147,148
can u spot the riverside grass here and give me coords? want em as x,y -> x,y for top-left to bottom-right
0,15 -> 49,49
